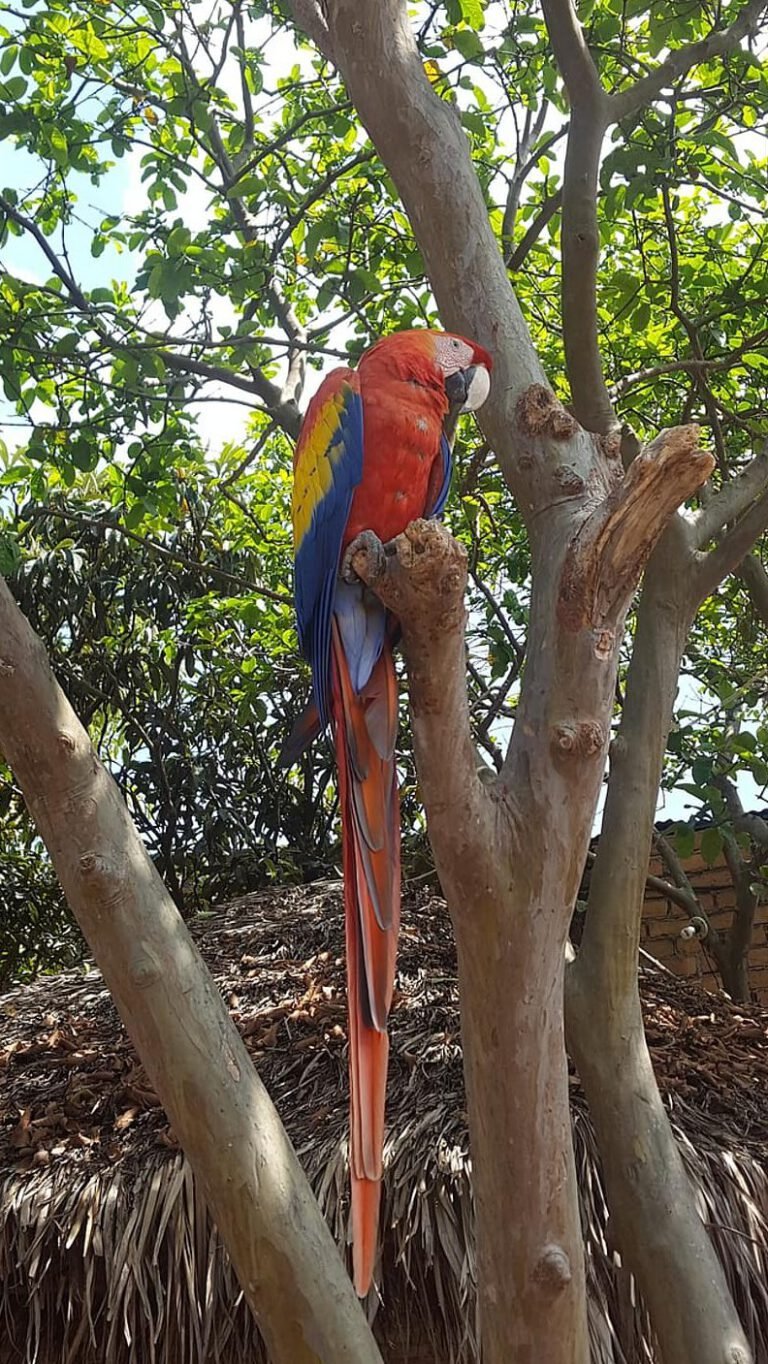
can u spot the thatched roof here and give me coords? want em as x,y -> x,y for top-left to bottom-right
2,884 -> 768,1364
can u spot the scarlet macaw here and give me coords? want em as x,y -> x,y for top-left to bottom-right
282,329 -> 492,1295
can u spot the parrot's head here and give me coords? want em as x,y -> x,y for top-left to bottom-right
430,331 -> 493,413
361,328 -> 492,414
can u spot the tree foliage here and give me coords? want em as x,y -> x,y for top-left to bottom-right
1,0 -> 767,987
0,2 -> 763,982
2,0 -> 768,1359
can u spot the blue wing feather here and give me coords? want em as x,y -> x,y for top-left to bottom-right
293,377 -> 364,725
426,433 -> 453,519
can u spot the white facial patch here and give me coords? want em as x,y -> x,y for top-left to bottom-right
463,366 -> 491,411
434,334 -> 475,373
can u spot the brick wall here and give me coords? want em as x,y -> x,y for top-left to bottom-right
642,845 -> 768,1003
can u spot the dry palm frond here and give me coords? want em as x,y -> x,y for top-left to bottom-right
2,884 -> 768,1363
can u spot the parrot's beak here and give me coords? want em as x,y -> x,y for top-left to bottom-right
444,363 -> 491,413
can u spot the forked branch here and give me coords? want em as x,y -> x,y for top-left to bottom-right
559,425 -> 714,633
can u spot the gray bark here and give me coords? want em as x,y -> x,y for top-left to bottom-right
567,522 -> 755,1364
302,2 -> 766,1359
350,418 -> 713,1364
0,578 -> 382,1364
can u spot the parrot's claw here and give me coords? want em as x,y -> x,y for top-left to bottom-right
341,530 -> 385,583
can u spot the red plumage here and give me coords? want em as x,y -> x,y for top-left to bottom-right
287,329 -> 492,1295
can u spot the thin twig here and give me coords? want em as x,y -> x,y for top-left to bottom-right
610,0 -> 768,122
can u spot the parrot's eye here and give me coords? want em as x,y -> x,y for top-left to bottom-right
451,339 -> 460,349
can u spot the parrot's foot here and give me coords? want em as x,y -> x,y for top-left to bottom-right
341,531 -> 386,583
348,519 -> 468,632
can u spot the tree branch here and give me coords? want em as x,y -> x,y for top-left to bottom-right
695,487 -> 768,599
713,775 -> 768,854
558,425 -> 713,635
501,100 -> 550,246
349,520 -> 490,865
349,517 -> 590,1364
565,527 -> 752,1364
0,193 -> 89,309
571,526 -> 695,984
540,0 -> 604,103
234,2 -> 255,156
0,580 -> 382,1364
737,551 -> 768,628
652,831 -> 700,909
30,504 -> 292,605
646,869 -> 700,920
722,828 -> 758,999
470,568 -> 525,665
225,103 -> 353,190
289,0 -> 337,62
0,196 -> 302,439
652,825 -> 746,1019
611,332 -> 768,401
540,0 -> 615,433
269,152 -> 374,267
152,36 -> 309,428
692,443 -> 768,545
506,189 -> 563,271
312,0 -> 546,497
610,0 -> 768,123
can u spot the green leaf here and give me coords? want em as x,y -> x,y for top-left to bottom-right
632,300 -> 651,331
69,437 -> 97,472
459,0 -> 486,27
124,502 -> 147,530
0,531 -> 21,576
700,827 -> 723,867
167,225 -> 191,256
691,757 -> 712,787
49,125 -> 68,165
147,262 -> 164,298
0,75 -> 27,101
452,29 -> 485,61
674,823 -> 696,861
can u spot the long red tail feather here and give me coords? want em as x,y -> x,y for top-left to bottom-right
331,623 -> 400,1296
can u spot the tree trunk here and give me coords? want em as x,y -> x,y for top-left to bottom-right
0,578 -> 382,1364
568,539 -> 753,1364
349,410 -> 713,1364
568,984 -> 752,1364
449,870 -> 587,1362
350,518 -> 592,1362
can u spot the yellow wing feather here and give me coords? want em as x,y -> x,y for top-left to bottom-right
292,374 -> 359,548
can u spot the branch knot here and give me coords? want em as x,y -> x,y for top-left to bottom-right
533,1243 -> 572,1293
516,385 -> 578,440
551,721 -> 604,757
